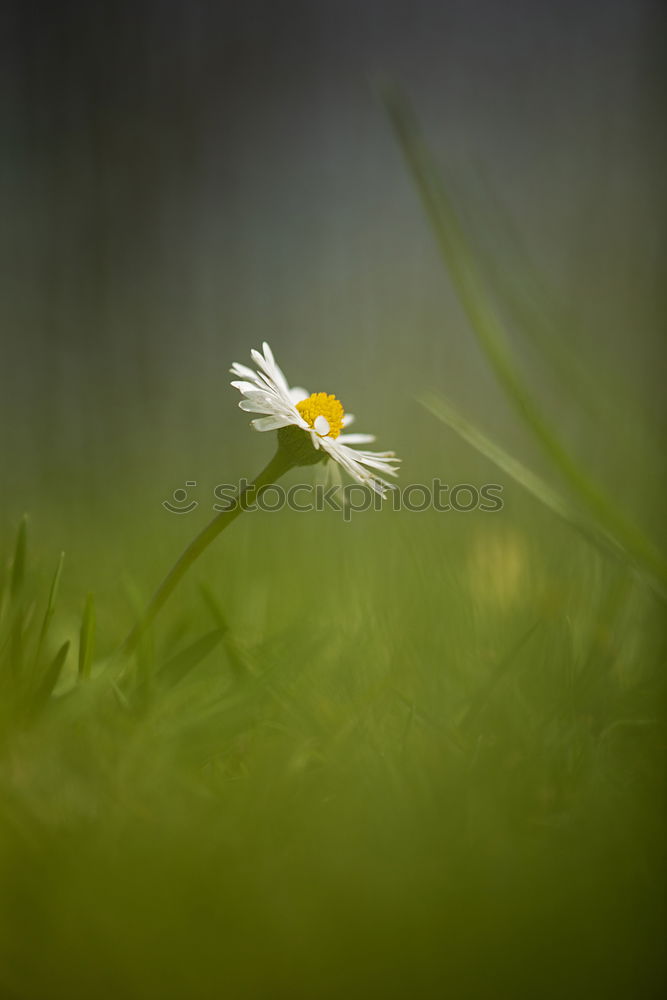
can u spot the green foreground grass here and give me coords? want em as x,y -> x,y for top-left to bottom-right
0,494 -> 665,999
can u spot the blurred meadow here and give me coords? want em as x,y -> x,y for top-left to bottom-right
1,1 -> 666,997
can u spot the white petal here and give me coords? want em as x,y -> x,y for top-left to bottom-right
270,362 -> 291,393
320,438 -> 398,495
239,400 -> 282,414
288,386 -> 309,405
251,415 -> 294,431
350,452 -> 400,474
251,347 -> 290,394
230,363 -> 259,380
319,438 -> 366,479
342,413 -> 355,427
314,415 -> 330,436
338,433 -> 375,444
238,389 -> 279,404
230,380 -> 261,394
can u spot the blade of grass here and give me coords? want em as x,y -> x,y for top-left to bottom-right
382,87 -> 667,595
450,174 -> 619,421
0,553 -> 6,631
158,628 -> 225,689
32,640 -> 70,711
420,392 -> 665,596
10,515 -> 28,599
198,583 -> 229,632
78,593 -> 96,680
198,583 -> 248,679
9,607 -> 25,678
34,551 -> 65,668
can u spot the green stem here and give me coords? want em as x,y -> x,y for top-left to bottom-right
122,449 -> 292,655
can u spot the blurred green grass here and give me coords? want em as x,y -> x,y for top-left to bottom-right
1,450 -> 665,998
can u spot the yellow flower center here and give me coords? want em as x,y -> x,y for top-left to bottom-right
296,392 -> 345,439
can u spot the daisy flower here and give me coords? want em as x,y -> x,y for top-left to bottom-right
121,341 -> 400,654
230,342 -> 400,495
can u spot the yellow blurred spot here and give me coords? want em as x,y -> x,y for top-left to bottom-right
467,530 -> 529,610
